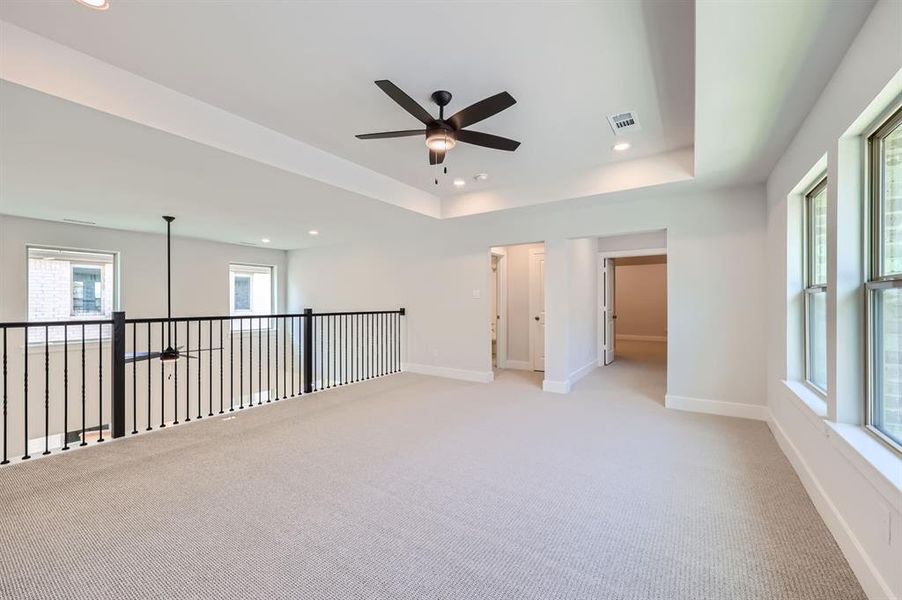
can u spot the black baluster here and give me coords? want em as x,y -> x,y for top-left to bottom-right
43,327 -> 49,455
23,326 -> 29,459
98,324 -> 104,442
184,321 -> 190,423
80,324 -> 86,447
209,319 -> 213,416
319,316 -> 324,390
249,318 -> 254,406
239,318 -> 244,409
1,328 -> 7,464
219,319 -> 224,414
63,325 -> 70,448
131,323 -> 137,434
197,321 -> 202,419
229,319 -> 234,412
274,317 -> 279,400
290,317 -> 295,396
160,321 -> 165,428
267,318 -> 271,402
172,323 -> 179,426
282,317 -> 287,399
147,322 -> 152,431
257,318 -> 263,405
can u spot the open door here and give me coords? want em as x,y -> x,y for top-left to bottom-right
603,257 -> 616,365
529,248 -> 545,371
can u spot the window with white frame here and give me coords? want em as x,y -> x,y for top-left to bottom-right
866,104 -> 902,451
229,264 -> 274,317
27,247 -> 117,342
803,176 -> 828,393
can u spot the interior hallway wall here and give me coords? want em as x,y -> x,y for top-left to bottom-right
614,260 -> 667,340
288,183 -> 766,405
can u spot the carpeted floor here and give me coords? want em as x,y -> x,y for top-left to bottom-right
0,341 -> 865,599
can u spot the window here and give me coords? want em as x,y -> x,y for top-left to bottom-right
229,264 -> 274,316
867,104 -> 902,451
27,247 -> 117,342
804,176 -> 828,393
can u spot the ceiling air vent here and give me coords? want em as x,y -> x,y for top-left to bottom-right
607,111 -> 641,136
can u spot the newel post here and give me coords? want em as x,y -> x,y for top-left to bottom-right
111,311 -> 126,439
303,308 -> 313,394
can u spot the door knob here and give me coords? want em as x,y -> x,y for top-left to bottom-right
534,316 -> 540,321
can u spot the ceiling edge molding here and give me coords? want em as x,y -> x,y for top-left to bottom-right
0,20 -> 442,219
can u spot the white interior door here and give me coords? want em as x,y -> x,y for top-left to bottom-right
529,249 -> 545,371
603,257 -> 616,365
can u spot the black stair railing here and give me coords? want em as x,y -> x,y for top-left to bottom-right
0,308 -> 405,466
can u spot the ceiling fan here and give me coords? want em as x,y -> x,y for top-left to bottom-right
356,80 -> 520,165
124,216 -> 208,364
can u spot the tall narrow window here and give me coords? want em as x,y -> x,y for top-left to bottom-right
229,264 -> 274,316
804,176 -> 828,393
867,104 -> 902,451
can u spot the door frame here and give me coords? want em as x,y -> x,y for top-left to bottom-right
597,247 -> 667,366
528,247 -> 545,372
490,248 -> 508,370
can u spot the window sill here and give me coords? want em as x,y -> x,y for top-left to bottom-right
825,421 -> 902,507
780,380 -> 901,506
782,380 -> 828,426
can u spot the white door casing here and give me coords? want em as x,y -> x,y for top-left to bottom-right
529,249 -> 545,371
603,257 -> 616,365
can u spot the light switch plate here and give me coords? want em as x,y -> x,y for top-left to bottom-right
472,289 -> 481,299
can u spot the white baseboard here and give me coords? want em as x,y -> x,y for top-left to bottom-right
569,359 -> 598,385
402,363 -> 494,383
616,334 -> 667,342
767,411 -> 894,600
664,394 -> 768,421
502,359 -> 532,371
542,379 -> 570,394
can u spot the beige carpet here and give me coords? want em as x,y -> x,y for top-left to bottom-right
0,344 -> 865,599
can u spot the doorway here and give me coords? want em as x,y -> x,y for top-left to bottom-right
598,251 -> 667,365
489,243 -> 545,383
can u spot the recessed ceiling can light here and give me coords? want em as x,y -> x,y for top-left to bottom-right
474,173 -> 489,181
261,238 -> 271,244
308,230 -> 319,236
453,178 -> 466,187
613,142 -> 631,152
75,0 -> 110,10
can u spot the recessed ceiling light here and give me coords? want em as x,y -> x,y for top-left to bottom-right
75,0 -> 110,10
261,238 -> 271,244
613,142 -> 631,152
474,173 -> 489,182
452,178 -> 466,187
308,230 -> 319,236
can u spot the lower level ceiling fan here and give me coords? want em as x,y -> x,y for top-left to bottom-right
356,80 -> 520,165
124,216 -> 217,364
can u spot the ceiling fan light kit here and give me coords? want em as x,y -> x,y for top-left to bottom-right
356,80 -> 520,168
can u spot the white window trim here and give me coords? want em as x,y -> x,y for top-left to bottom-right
802,176 -> 828,396
864,101 -> 902,454
229,263 -> 276,323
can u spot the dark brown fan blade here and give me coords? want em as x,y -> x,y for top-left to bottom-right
125,351 -> 162,363
356,129 -> 425,140
428,149 -> 446,165
448,92 -> 516,130
374,80 -> 434,125
455,129 -> 520,151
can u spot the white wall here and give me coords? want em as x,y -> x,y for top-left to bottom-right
615,261 -> 667,339
598,229 -> 666,253
0,215 -> 287,320
288,183 -> 766,405
566,237 -> 598,383
764,0 -> 902,597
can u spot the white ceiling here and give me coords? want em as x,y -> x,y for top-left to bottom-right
0,81 -> 433,249
0,0 -> 693,200
0,0 -> 880,248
